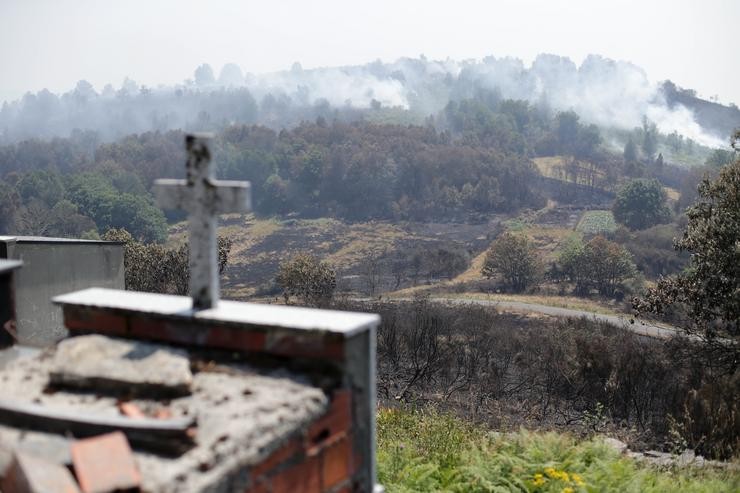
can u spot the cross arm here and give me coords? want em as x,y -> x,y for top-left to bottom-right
211,180 -> 252,214
153,179 -> 252,214
153,179 -> 189,211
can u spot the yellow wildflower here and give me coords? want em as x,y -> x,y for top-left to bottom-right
533,476 -> 546,487
562,488 -> 575,493
544,467 -> 557,478
571,473 -> 585,486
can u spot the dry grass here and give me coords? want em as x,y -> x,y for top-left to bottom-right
435,292 -> 620,315
524,226 -> 577,261
223,217 -> 282,257
325,222 -> 409,269
664,186 -> 681,202
533,156 -> 567,177
533,155 -> 606,186
451,250 -> 488,283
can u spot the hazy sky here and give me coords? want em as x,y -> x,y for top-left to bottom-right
1,0 -> 738,105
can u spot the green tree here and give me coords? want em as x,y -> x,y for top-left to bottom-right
558,236 -> 636,297
581,236 -> 637,297
67,173 -> 167,242
612,179 -> 671,230
482,233 -> 542,293
705,148 -> 735,168
0,182 -> 19,233
623,138 -> 638,163
654,152 -> 664,169
556,235 -> 588,292
635,148 -> 740,374
15,170 -> 65,207
641,118 -> 658,160
276,253 -> 336,307
556,111 -> 580,155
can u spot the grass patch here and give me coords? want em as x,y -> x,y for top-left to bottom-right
450,250 -> 488,284
664,186 -> 681,202
378,408 -> 739,493
503,218 -> 530,232
576,210 -> 617,236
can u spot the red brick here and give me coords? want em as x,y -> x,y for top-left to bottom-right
205,326 -> 266,352
71,432 -> 140,493
307,389 -> 352,448
251,437 -> 303,477
266,333 -> 344,361
245,477 -> 270,493
270,454 -> 321,493
127,317 -> 268,354
127,315 -> 174,341
2,452 -> 81,493
321,435 -> 354,490
64,307 -> 127,335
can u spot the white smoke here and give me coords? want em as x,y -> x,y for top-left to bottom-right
0,54 -> 733,148
241,53 -> 727,147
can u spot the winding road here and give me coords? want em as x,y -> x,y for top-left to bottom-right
392,296 -> 681,340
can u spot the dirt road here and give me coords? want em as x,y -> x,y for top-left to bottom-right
390,296 -> 681,339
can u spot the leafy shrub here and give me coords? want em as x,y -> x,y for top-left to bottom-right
612,179 -> 671,230
557,235 -> 637,297
482,233 -> 543,292
276,253 -> 336,307
102,228 -> 231,294
616,224 -> 688,278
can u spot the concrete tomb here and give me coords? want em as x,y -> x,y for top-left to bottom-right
0,236 -> 124,347
0,134 -> 382,493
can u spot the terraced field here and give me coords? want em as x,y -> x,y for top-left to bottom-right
168,214 -> 498,300
576,210 -> 618,235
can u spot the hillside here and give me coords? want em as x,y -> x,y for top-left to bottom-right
662,81 -> 740,140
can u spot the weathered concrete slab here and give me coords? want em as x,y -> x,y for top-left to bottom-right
54,287 -> 380,337
49,335 -> 193,397
1,451 -> 80,493
0,338 -> 328,493
0,345 -> 40,370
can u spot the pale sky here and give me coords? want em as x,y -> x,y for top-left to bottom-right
1,0 -> 738,105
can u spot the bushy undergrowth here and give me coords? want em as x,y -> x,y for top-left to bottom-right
377,408 -> 740,492
338,299 -> 739,459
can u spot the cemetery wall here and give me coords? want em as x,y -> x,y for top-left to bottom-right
0,236 -> 124,347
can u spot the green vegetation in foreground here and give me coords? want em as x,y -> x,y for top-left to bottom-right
576,210 -> 617,236
377,408 -> 739,493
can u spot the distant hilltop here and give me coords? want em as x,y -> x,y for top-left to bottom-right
660,80 -> 740,142
1,54 -> 738,148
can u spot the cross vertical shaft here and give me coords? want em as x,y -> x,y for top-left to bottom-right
154,133 -> 252,310
186,135 -> 218,309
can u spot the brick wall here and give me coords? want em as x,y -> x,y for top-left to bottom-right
248,390 -> 356,493
55,289 -> 380,492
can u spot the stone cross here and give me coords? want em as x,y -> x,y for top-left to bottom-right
153,133 -> 251,310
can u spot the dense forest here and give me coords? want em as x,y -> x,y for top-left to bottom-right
2,89 -> 733,242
